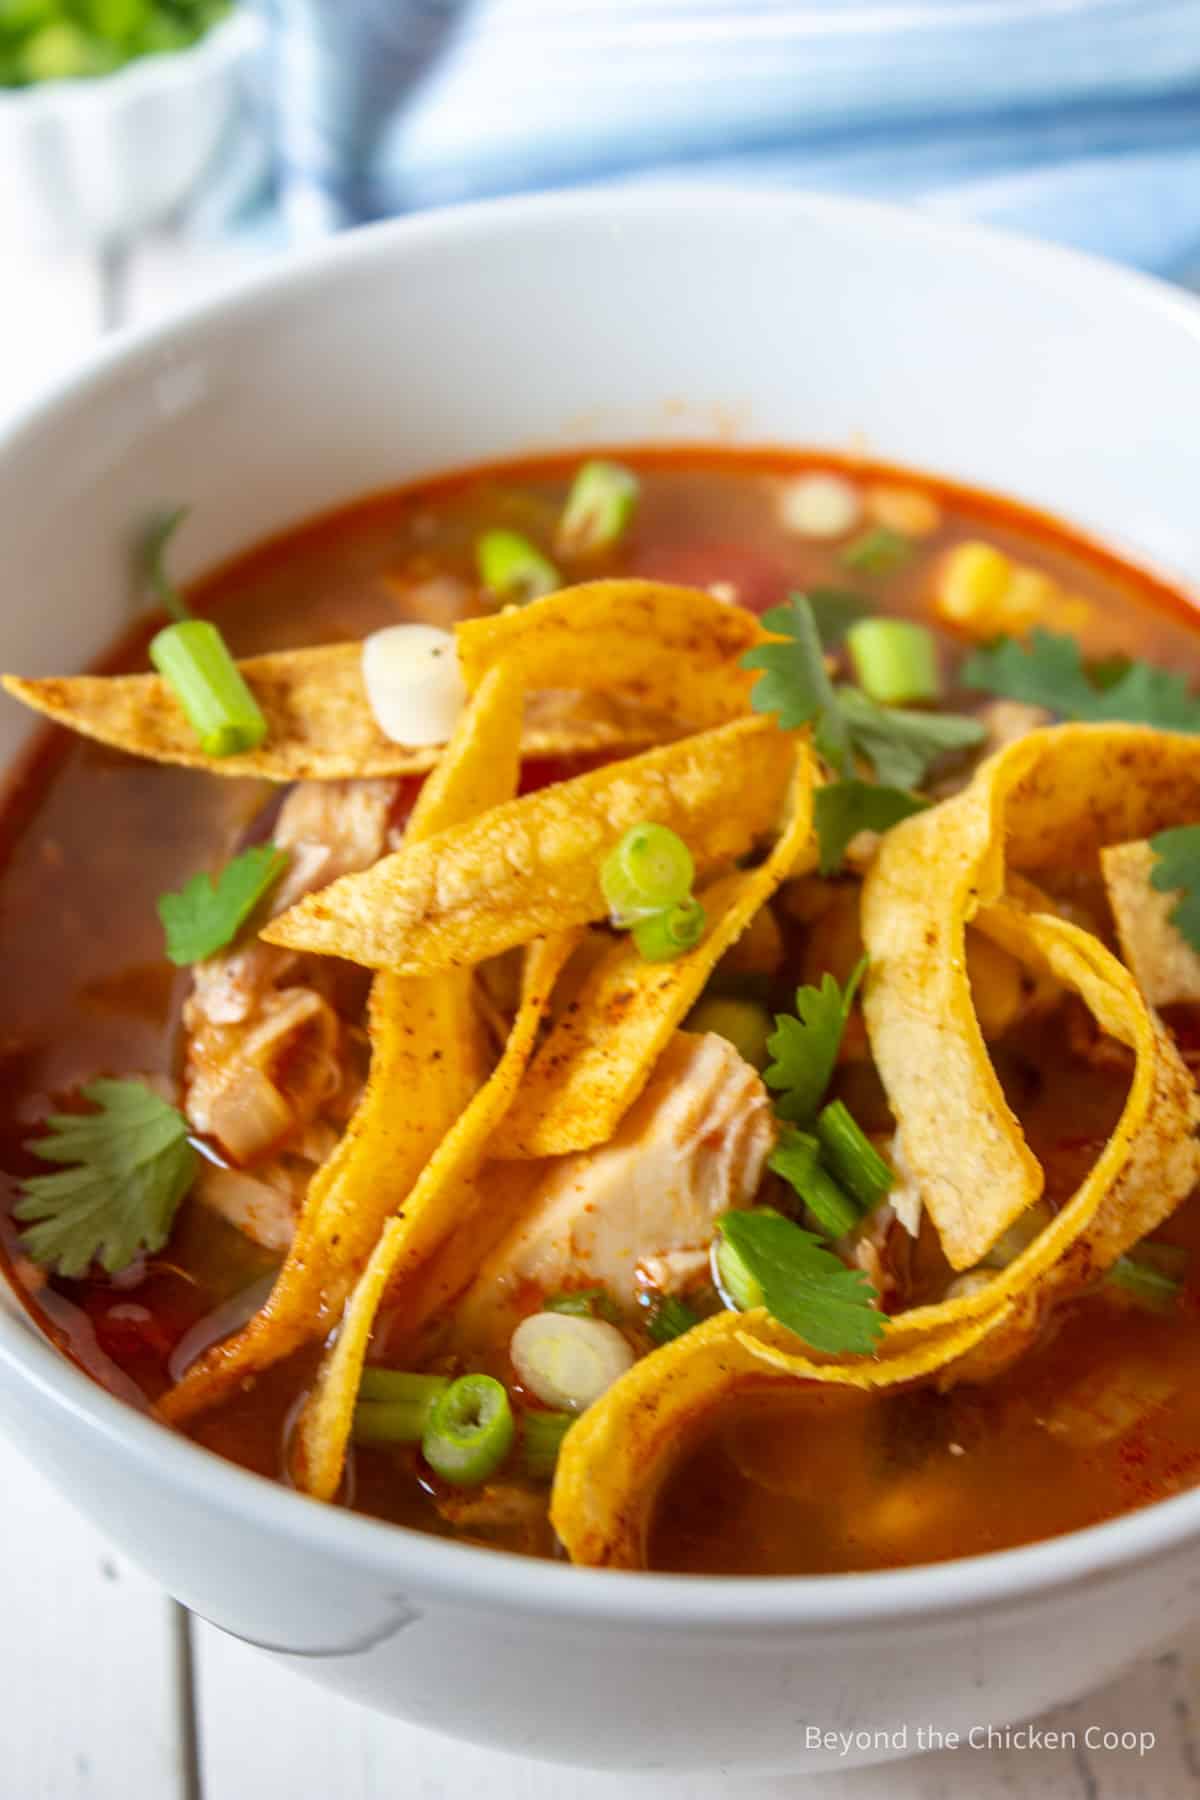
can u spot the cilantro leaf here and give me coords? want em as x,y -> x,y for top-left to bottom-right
803,588 -> 875,648
813,780 -> 927,875
1149,824 -> 1200,953
964,629 -> 1200,732
837,687 -> 985,789
717,1211 -> 884,1354
742,596 -> 850,770
158,843 -> 288,966
765,956 -> 867,1123
14,1080 -> 196,1278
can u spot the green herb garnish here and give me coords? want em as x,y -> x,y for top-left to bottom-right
768,1131 -> 861,1238
742,598 -> 851,769
835,688 -> 984,789
805,588 -> 875,648
764,957 -> 866,1124
1149,825 -> 1200,953
715,1211 -> 884,1354
544,1286 -> 623,1325
157,843 -> 288,966
841,526 -> 911,577
964,629 -> 1200,732
15,1079 -> 195,1278
1106,1244 -> 1189,1315
812,781 -> 927,876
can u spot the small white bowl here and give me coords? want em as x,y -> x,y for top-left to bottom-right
1,189 -> 1200,1774
0,9 -> 262,251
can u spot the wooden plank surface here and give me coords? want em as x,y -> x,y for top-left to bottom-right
0,1440 -> 192,1800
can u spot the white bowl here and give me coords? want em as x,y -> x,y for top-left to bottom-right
0,10 -> 262,251
2,189 -> 1200,1776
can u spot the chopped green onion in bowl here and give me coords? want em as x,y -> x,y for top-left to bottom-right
846,618 -> 942,706
1,0 -> 232,88
601,821 -> 695,925
557,459 -> 640,556
476,529 -> 559,606
421,1373 -> 515,1487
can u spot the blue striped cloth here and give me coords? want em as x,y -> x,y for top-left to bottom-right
260,0 -> 1200,279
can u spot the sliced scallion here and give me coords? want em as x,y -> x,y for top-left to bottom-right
768,1130 -> 862,1239
421,1373 -> 515,1486
520,1409 -> 574,1479
601,822 -> 695,925
815,1100 -> 894,1210
353,1372 -> 452,1445
544,1286 -> 622,1324
713,1229 -> 766,1311
846,618 -> 942,707
557,459 -> 639,556
476,529 -> 559,606
1107,1244 -> 1188,1315
631,897 -> 707,962
149,619 -> 268,758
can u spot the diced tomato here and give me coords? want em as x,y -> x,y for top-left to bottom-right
630,542 -> 788,614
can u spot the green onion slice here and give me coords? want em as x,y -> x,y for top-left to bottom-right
632,897 -> 707,963
557,460 -> 640,556
149,620 -> 267,758
476,529 -> 560,606
543,1286 -> 622,1324
520,1409 -> 574,1479
845,618 -> 942,707
601,822 -> 695,925
353,1372 -> 452,1446
1107,1244 -> 1188,1314
713,1232 -> 766,1312
422,1373 -> 515,1487
815,1100 -> 894,1211
769,1130 -> 862,1239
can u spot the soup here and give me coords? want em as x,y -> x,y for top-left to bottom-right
4,447 -> 1200,1573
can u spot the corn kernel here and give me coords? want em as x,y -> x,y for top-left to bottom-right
934,540 -> 1092,641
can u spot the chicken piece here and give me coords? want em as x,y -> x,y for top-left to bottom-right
186,777 -> 396,1173
453,1032 -> 776,1351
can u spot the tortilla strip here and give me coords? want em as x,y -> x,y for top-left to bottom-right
550,879 -> 1200,1566
550,1306 -> 1010,1568
159,663 -> 525,1426
292,931 -> 578,1502
493,751 -> 817,1158
261,715 -> 795,974
1102,839 -> 1200,1007
456,580 -> 762,727
2,650 -> 663,781
862,723 -> 1200,1269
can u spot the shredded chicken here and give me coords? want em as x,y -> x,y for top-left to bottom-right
186,777 -> 396,1188
453,1031 -> 776,1350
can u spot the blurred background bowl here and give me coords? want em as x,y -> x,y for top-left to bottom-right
0,7 -> 262,252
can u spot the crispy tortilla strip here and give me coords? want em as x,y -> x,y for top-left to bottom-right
292,932 -> 578,1502
159,664 -> 525,1426
2,649 -> 662,781
493,752 -> 817,1158
550,1306 -> 1009,1568
457,580 -> 762,727
262,715 -> 795,973
862,723 -> 1200,1269
1102,839 -> 1200,1007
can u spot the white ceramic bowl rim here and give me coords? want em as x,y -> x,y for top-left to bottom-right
4,186 -> 1200,1634
0,9 -> 261,115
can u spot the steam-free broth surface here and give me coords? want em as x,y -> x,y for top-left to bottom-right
4,447 -> 1200,1572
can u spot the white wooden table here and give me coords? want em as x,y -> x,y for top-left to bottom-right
4,234 -> 1200,1800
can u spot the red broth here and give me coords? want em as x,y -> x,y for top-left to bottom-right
2,447 -> 1199,1571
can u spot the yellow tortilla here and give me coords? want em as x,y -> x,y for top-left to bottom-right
550,1306 -> 1010,1568
493,752 -> 817,1158
3,649 -> 662,781
292,931 -> 578,1501
456,580 -> 762,728
861,723 -> 1200,1269
261,715 -> 795,974
1102,839 -> 1200,1007
160,663 -> 525,1426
